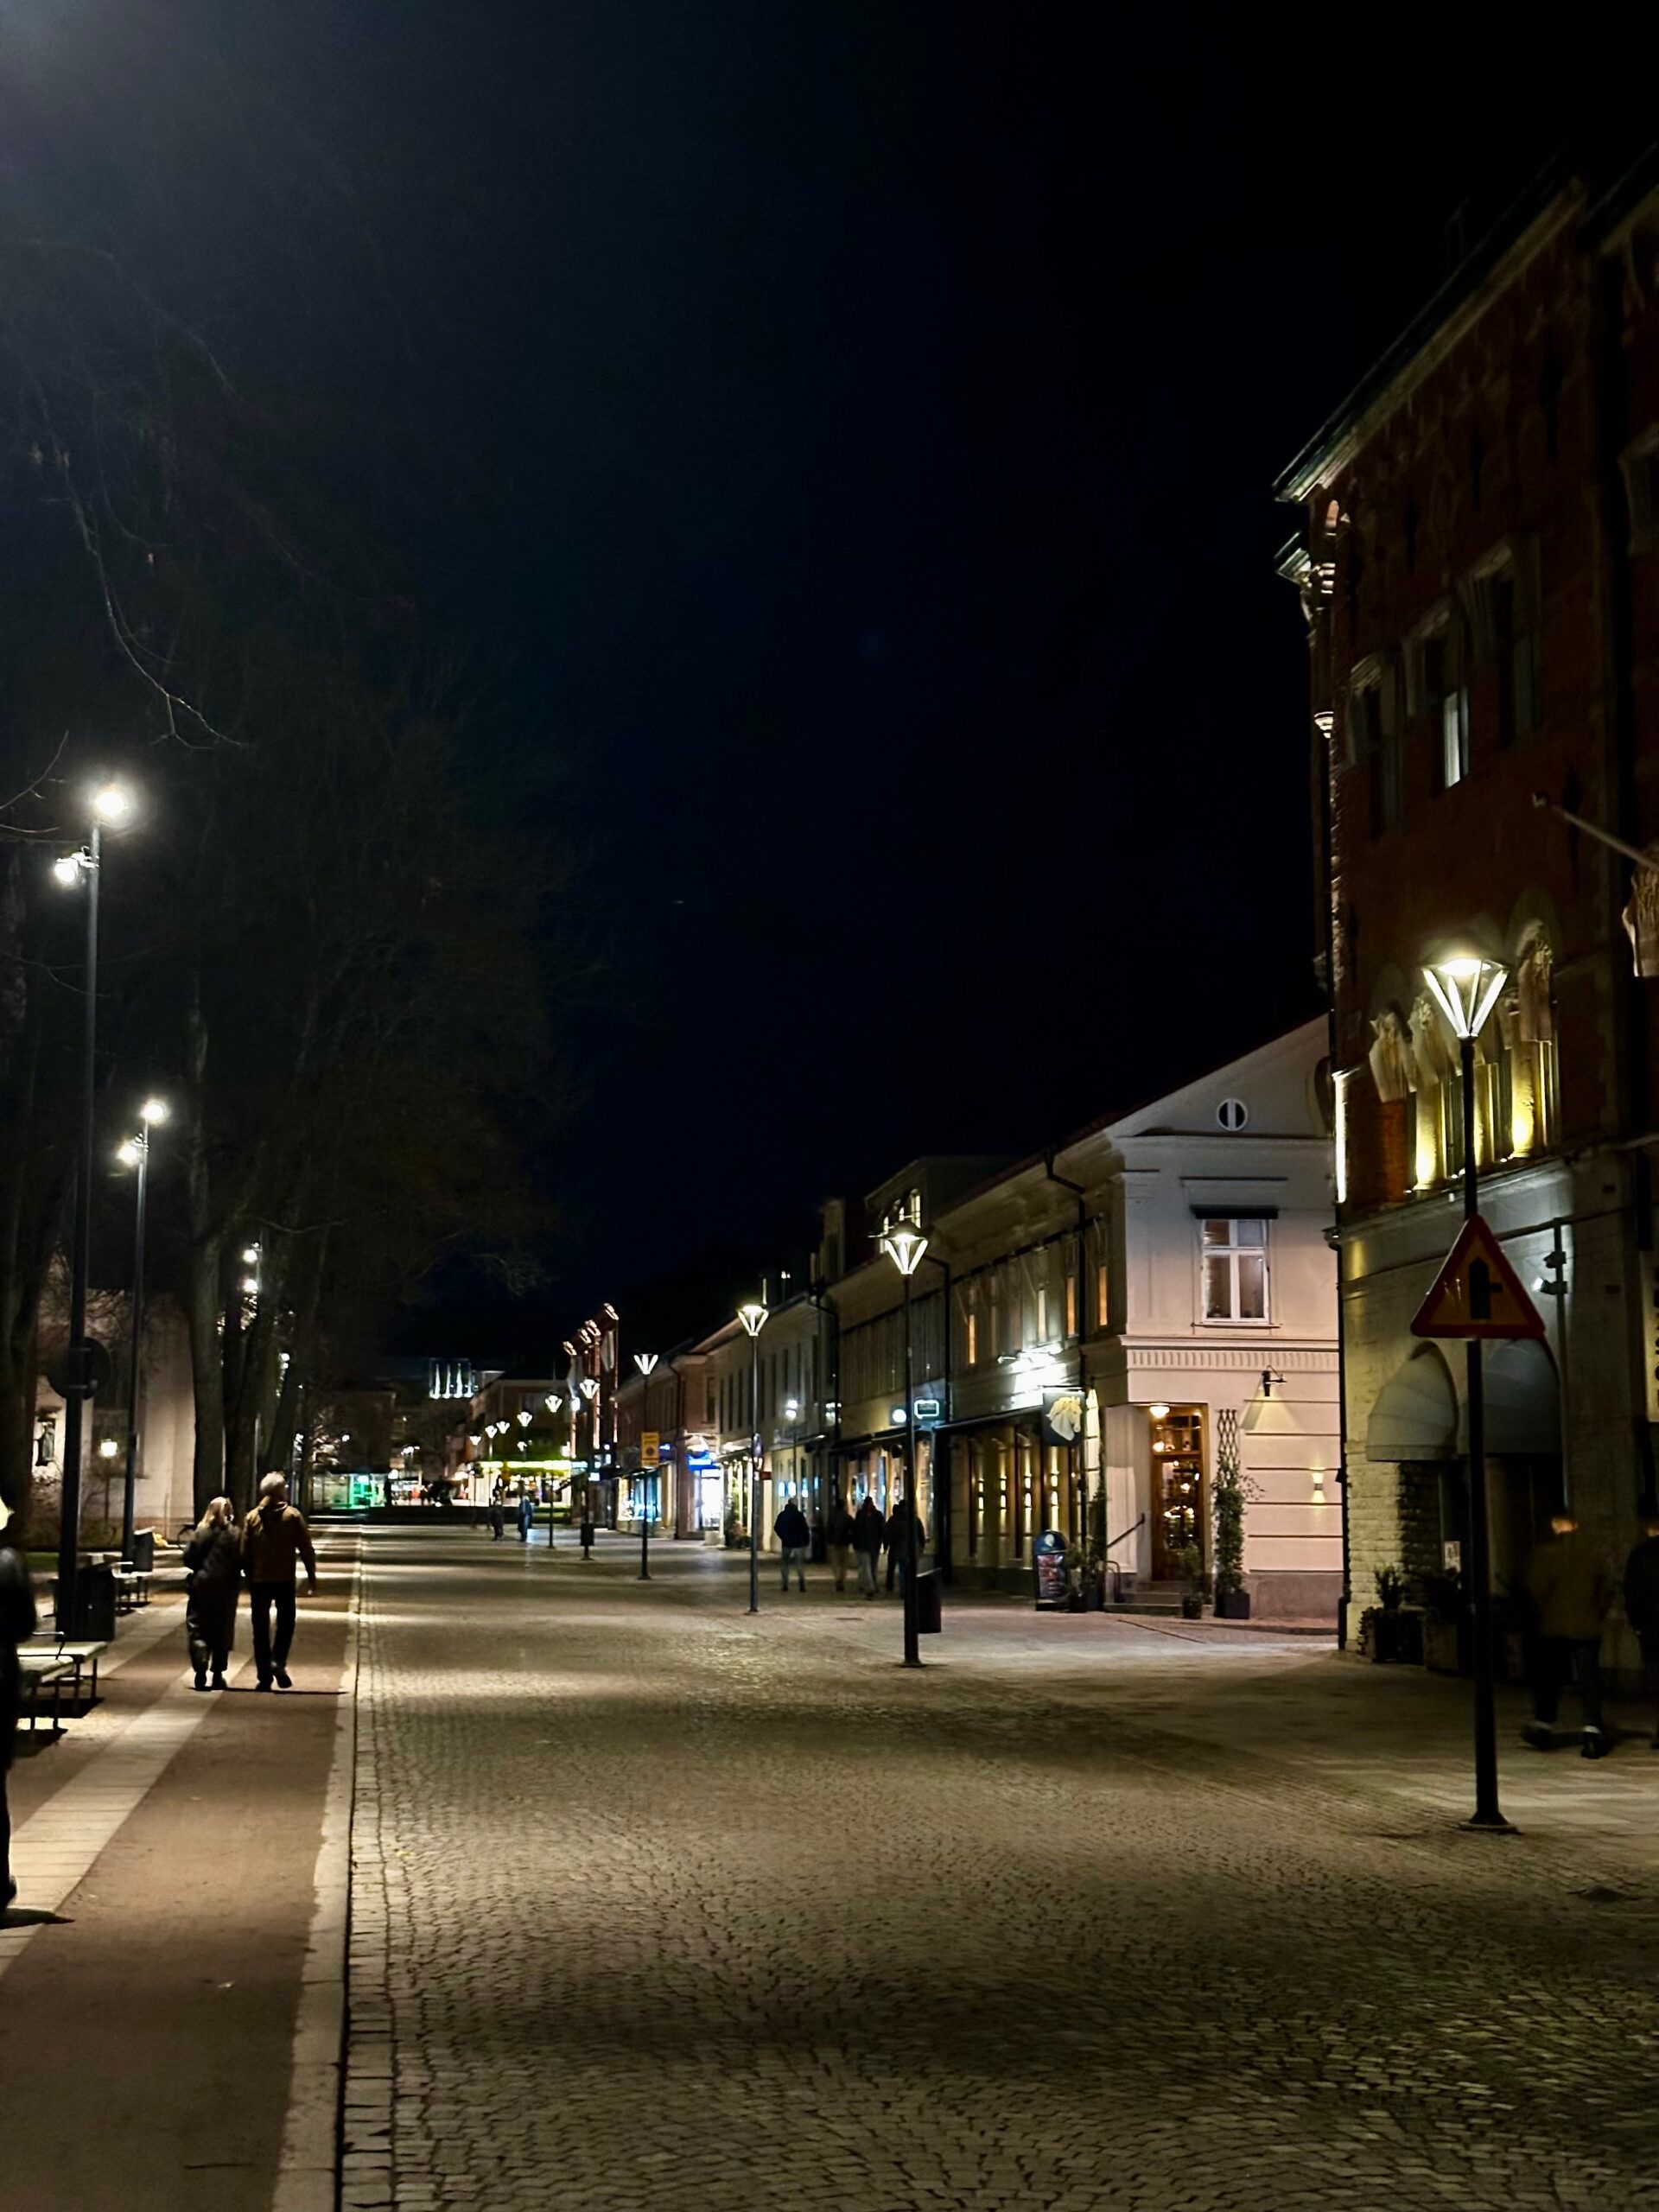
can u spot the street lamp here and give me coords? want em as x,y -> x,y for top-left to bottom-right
1422,952 -> 1510,1833
634,1351 -> 659,1580
880,1218 -> 931,1669
737,1298 -> 768,1615
114,1096 -> 168,1561
50,778 -> 135,1627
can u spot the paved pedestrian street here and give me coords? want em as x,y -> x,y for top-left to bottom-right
339,1528 -> 1659,2212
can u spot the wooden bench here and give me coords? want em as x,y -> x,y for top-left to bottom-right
16,1650 -> 76,1736
111,1567 -> 153,1613
21,1633 -> 109,1715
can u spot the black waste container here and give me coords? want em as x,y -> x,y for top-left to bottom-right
69,1563 -> 118,1643
915,1567 -> 942,1635
130,1529 -> 156,1573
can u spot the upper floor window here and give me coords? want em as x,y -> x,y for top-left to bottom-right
1423,630 -> 1470,790
1348,659 -> 1403,835
1199,1218 -> 1270,1325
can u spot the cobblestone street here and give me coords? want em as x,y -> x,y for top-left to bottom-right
338,1526 -> 1659,2212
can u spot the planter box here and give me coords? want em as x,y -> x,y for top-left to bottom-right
1180,1593 -> 1204,1619
1422,1617 -> 1470,1675
1214,1588 -> 1251,1621
1361,1606 -> 1424,1664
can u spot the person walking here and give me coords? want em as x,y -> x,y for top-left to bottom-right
517,1490 -> 534,1543
885,1493 -> 925,1595
1622,1516 -> 1659,1748
0,1495 -> 35,1909
489,1486 -> 505,1541
242,1471 -> 318,1692
774,1496 -> 810,1592
183,1496 -> 240,1691
826,1495 -> 857,1592
1522,1510 -> 1612,1757
579,1513 -> 595,1559
853,1494 -> 885,1599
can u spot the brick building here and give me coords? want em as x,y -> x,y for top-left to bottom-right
1278,144 -> 1659,1643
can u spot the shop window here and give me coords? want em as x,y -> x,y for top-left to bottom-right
1198,1218 -> 1270,1325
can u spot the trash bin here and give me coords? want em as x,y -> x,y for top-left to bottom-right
130,1529 -> 156,1573
69,1563 -> 117,1643
915,1567 -> 942,1635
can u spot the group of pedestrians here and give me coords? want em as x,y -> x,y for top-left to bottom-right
182,1471 -> 319,1693
772,1491 -> 925,1597
487,1485 -> 537,1542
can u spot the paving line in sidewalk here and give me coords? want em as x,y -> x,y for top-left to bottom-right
273,1536 -> 363,2212
0,1651 -> 256,1979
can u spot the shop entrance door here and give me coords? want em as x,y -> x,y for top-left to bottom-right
1151,1406 -> 1205,1579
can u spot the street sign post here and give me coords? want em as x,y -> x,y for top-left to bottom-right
1410,1216 -> 1546,1340
640,1429 -> 660,1463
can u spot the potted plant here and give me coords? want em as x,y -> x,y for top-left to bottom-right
1211,1460 -> 1250,1620
1361,1563 -> 1423,1664
1173,1541 -> 1205,1619
1419,1568 -> 1469,1675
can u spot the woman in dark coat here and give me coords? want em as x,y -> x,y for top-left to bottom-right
184,1496 -> 240,1691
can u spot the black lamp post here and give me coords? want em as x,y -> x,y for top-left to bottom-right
1421,953 -> 1512,1834
880,1217 -> 931,1669
115,1098 -> 168,1562
51,780 -> 135,1628
737,1298 -> 768,1614
633,1351 -> 658,1580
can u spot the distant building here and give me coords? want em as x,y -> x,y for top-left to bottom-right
1278,144 -> 1659,1643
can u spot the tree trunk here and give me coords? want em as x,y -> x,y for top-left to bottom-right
183,985 -> 227,1513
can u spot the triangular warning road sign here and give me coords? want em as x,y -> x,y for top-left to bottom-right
1410,1214 -> 1547,1341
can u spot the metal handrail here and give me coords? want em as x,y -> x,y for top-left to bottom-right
1103,1514 -> 1145,1605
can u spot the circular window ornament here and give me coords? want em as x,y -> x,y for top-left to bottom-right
1217,1096 -> 1249,1132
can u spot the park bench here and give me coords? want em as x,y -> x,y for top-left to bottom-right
111,1566 -> 152,1613
16,1649 -> 77,1737
21,1630 -> 109,1718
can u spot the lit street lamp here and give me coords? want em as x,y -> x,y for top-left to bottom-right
633,1351 -> 658,1580
880,1217 -> 931,1669
51,779 -> 135,1627
1421,952 -> 1511,1833
737,1299 -> 768,1615
114,1097 -> 168,1561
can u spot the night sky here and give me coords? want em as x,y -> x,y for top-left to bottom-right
6,7 -> 1597,1363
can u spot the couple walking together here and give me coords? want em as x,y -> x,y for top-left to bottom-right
184,1471 -> 318,1692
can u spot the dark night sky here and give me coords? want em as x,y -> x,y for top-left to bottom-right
9,7 -> 1601,1362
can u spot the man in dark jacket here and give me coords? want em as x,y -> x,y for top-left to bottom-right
773,1497 -> 810,1592
826,1497 -> 857,1592
1624,1518 -> 1659,1748
242,1471 -> 318,1692
852,1495 -> 885,1598
0,1493 -> 37,1906
1522,1513 -> 1611,1757
885,1494 -> 925,1595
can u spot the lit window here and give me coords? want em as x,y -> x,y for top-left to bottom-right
1096,1263 -> 1109,1328
1424,632 -> 1470,789
1035,1285 -> 1048,1341
1199,1218 -> 1270,1325
965,1306 -> 978,1366
1065,1272 -> 1077,1338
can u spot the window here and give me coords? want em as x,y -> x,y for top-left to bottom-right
1065,1271 -> 1077,1338
1424,632 -> 1469,789
1493,572 -> 1541,747
965,1305 -> 979,1367
1035,1284 -> 1048,1342
1199,1218 -> 1270,1324
1351,664 -> 1403,834
1096,1262 -> 1109,1329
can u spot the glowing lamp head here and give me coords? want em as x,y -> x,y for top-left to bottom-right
543,1393 -> 563,1414
1422,954 -> 1508,1043
736,1299 -> 768,1339
91,781 -> 134,826
140,1097 -> 169,1126
517,1409 -> 532,1427
579,1376 -> 600,1402
116,1138 -> 143,1168
241,1274 -> 259,1295
52,854 -> 82,887
1148,1402 -> 1170,1421
98,1437 -> 120,1459
634,1351 -> 658,1376
880,1222 -> 930,1278
241,1245 -> 260,1266
784,1397 -> 800,1421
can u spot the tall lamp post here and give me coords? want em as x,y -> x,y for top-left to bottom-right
115,1097 -> 168,1562
633,1351 -> 658,1580
51,779 -> 135,1628
543,1394 -> 563,1546
737,1298 -> 768,1615
879,1217 -> 931,1670
1421,953 -> 1511,1834
579,1376 -> 600,1528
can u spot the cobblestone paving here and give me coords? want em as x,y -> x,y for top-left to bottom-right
342,1529 -> 1659,2212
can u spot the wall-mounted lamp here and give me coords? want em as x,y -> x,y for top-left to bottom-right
1261,1370 -> 1287,1398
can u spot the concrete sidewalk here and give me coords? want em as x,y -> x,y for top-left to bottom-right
2,1543 -> 355,2212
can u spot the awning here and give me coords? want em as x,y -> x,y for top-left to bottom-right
1478,1338 -> 1560,1456
1366,1347 -> 1458,1462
